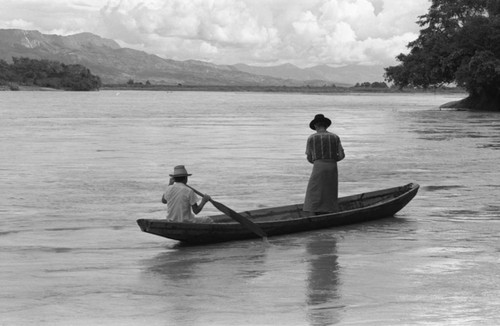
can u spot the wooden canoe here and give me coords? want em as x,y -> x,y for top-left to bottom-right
137,183 -> 419,244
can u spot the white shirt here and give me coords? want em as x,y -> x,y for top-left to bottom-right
163,183 -> 198,222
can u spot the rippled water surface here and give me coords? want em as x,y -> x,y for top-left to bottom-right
1,91 -> 500,325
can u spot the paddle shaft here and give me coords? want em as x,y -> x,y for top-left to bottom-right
186,185 -> 267,239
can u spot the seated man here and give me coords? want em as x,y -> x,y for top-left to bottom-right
162,165 -> 212,223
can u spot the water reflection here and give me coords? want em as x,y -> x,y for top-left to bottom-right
148,247 -> 205,282
142,241 -> 270,324
147,241 -> 269,282
305,234 -> 341,326
142,235 -> 344,325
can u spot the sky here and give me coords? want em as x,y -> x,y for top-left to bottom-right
0,0 -> 431,67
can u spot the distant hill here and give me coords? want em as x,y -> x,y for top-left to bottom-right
0,29 -> 386,86
233,63 -> 386,86
0,29 -> 301,86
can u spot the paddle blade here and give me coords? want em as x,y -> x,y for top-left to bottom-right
185,184 -> 267,239
210,199 -> 267,238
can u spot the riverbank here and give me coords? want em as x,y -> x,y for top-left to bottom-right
1,82 -> 467,95
0,85 -> 59,91
101,84 -> 467,95
440,93 -> 500,111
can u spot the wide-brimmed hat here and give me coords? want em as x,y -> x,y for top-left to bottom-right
309,114 -> 332,130
169,165 -> 192,177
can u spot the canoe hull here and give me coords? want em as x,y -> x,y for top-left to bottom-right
137,183 -> 419,244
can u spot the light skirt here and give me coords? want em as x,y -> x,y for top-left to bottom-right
303,160 -> 339,213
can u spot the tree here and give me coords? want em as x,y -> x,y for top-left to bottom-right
3,57 -> 101,91
0,59 -> 14,83
60,64 -> 102,91
371,82 -> 389,88
385,0 -> 500,110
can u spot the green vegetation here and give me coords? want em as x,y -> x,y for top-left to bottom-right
0,57 -> 101,91
385,0 -> 500,110
101,82 -> 464,95
354,82 -> 389,89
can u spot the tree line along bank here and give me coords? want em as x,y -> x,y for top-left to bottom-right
0,57 -> 101,91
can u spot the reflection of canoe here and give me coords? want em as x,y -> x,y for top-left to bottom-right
137,183 -> 419,244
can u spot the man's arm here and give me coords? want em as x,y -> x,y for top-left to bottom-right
161,178 -> 175,204
192,194 -> 211,214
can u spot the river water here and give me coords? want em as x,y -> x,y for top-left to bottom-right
1,90 -> 499,325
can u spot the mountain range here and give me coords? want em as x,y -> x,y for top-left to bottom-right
0,29 -> 386,86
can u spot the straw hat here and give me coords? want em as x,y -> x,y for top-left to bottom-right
169,165 -> 192,177
309,114 -> 332,130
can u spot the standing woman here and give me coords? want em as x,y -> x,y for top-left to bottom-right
304,114 -> 345,214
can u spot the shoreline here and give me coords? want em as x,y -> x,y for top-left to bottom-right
2,84 -> 467,96
100,84 -> 466,95
0,85 -> 60,91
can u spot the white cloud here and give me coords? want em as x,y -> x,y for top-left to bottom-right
1,19 -> 36,30
0,0 -> 431,67
0,0 -> 103,34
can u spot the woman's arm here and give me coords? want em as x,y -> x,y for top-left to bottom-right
306,136 -> 314,163
336,137 -> 345,162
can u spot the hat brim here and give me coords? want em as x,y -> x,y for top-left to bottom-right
309,118 -> 332,130
169,173 -> 192,177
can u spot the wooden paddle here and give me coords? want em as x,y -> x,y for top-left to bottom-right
186,185 -> 268,240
